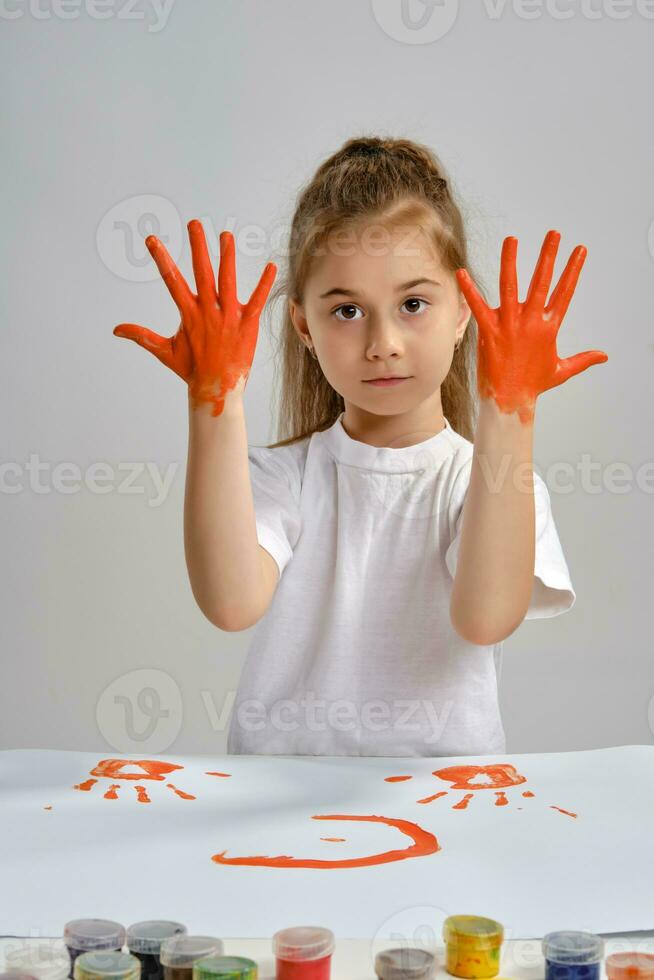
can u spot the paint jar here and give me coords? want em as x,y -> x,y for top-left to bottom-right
73,952 -> 140,980
64,921 -> 126,979
374,946 -> 436,979
192,957 -> 257,980
272,926 -> 335,979
606,954 -> 654,980
542,931 -> 604,980
443,915 -> 504,979
126,922 -> 187,980
3,940 -> 71,980
160,938 -> 225,980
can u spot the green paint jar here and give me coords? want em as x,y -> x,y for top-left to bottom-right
192,957 -> 257,980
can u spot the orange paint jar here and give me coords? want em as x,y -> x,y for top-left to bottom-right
443,916 -> 504,979
606,953 -> 654,980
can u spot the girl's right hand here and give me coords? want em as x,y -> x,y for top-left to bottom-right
113,219 -> 277,417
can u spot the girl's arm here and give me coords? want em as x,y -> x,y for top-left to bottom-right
451,230 -> 608,645
114,220 -> 278,631
184,385 -> 276,631
449,399 -> 536,645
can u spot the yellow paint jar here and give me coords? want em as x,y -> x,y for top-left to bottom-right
443,915 -> 504,979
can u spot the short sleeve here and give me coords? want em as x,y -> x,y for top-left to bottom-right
248,445 -> 302,579
444,462 -> 576,620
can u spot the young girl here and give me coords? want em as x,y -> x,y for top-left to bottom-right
114,135 -> 608,758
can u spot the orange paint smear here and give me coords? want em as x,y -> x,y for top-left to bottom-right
417,791 -> 449,805
384,775 -> 413,783
211,813 -> 440,869
167,783 -> 196,801
550,806 -> 578,819
74,778 -> 98,792
452,793 -> 474,811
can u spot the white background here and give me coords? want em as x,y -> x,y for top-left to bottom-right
1,0 -> 652,755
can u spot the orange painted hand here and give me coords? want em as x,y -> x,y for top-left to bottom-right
456,230 -> 608,425
113,220 -> 277,417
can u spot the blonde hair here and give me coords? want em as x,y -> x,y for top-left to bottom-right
263,134 -> 485,447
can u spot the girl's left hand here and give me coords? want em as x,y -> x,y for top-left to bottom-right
456,229 -> 608,424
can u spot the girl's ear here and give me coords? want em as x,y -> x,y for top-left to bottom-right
289,299 -> 311,345
457,292 -> 472,334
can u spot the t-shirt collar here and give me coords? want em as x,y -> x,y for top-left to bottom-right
321,410 -> 458,473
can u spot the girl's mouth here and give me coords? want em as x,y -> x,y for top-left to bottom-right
363,377 -> 410,387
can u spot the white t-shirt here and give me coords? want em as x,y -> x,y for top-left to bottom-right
226,411 -> 575,758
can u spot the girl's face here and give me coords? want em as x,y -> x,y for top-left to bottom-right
289,224 -> 471,437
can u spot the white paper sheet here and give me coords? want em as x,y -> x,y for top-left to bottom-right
1,745 -> 652,940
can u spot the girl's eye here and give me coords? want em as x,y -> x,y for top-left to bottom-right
332,298 -> 429,321
333,304 -> 364,322
401,297 -> 429,315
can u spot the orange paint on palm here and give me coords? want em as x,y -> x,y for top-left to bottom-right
211,813 -> 440,869
456,230 -> 608,425
114,221 -> 277,418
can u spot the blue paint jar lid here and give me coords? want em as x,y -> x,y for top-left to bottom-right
542,932 -> 605,964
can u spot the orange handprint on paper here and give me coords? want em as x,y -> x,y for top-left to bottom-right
385,762 -> 578,818
73,758 -> 232,804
